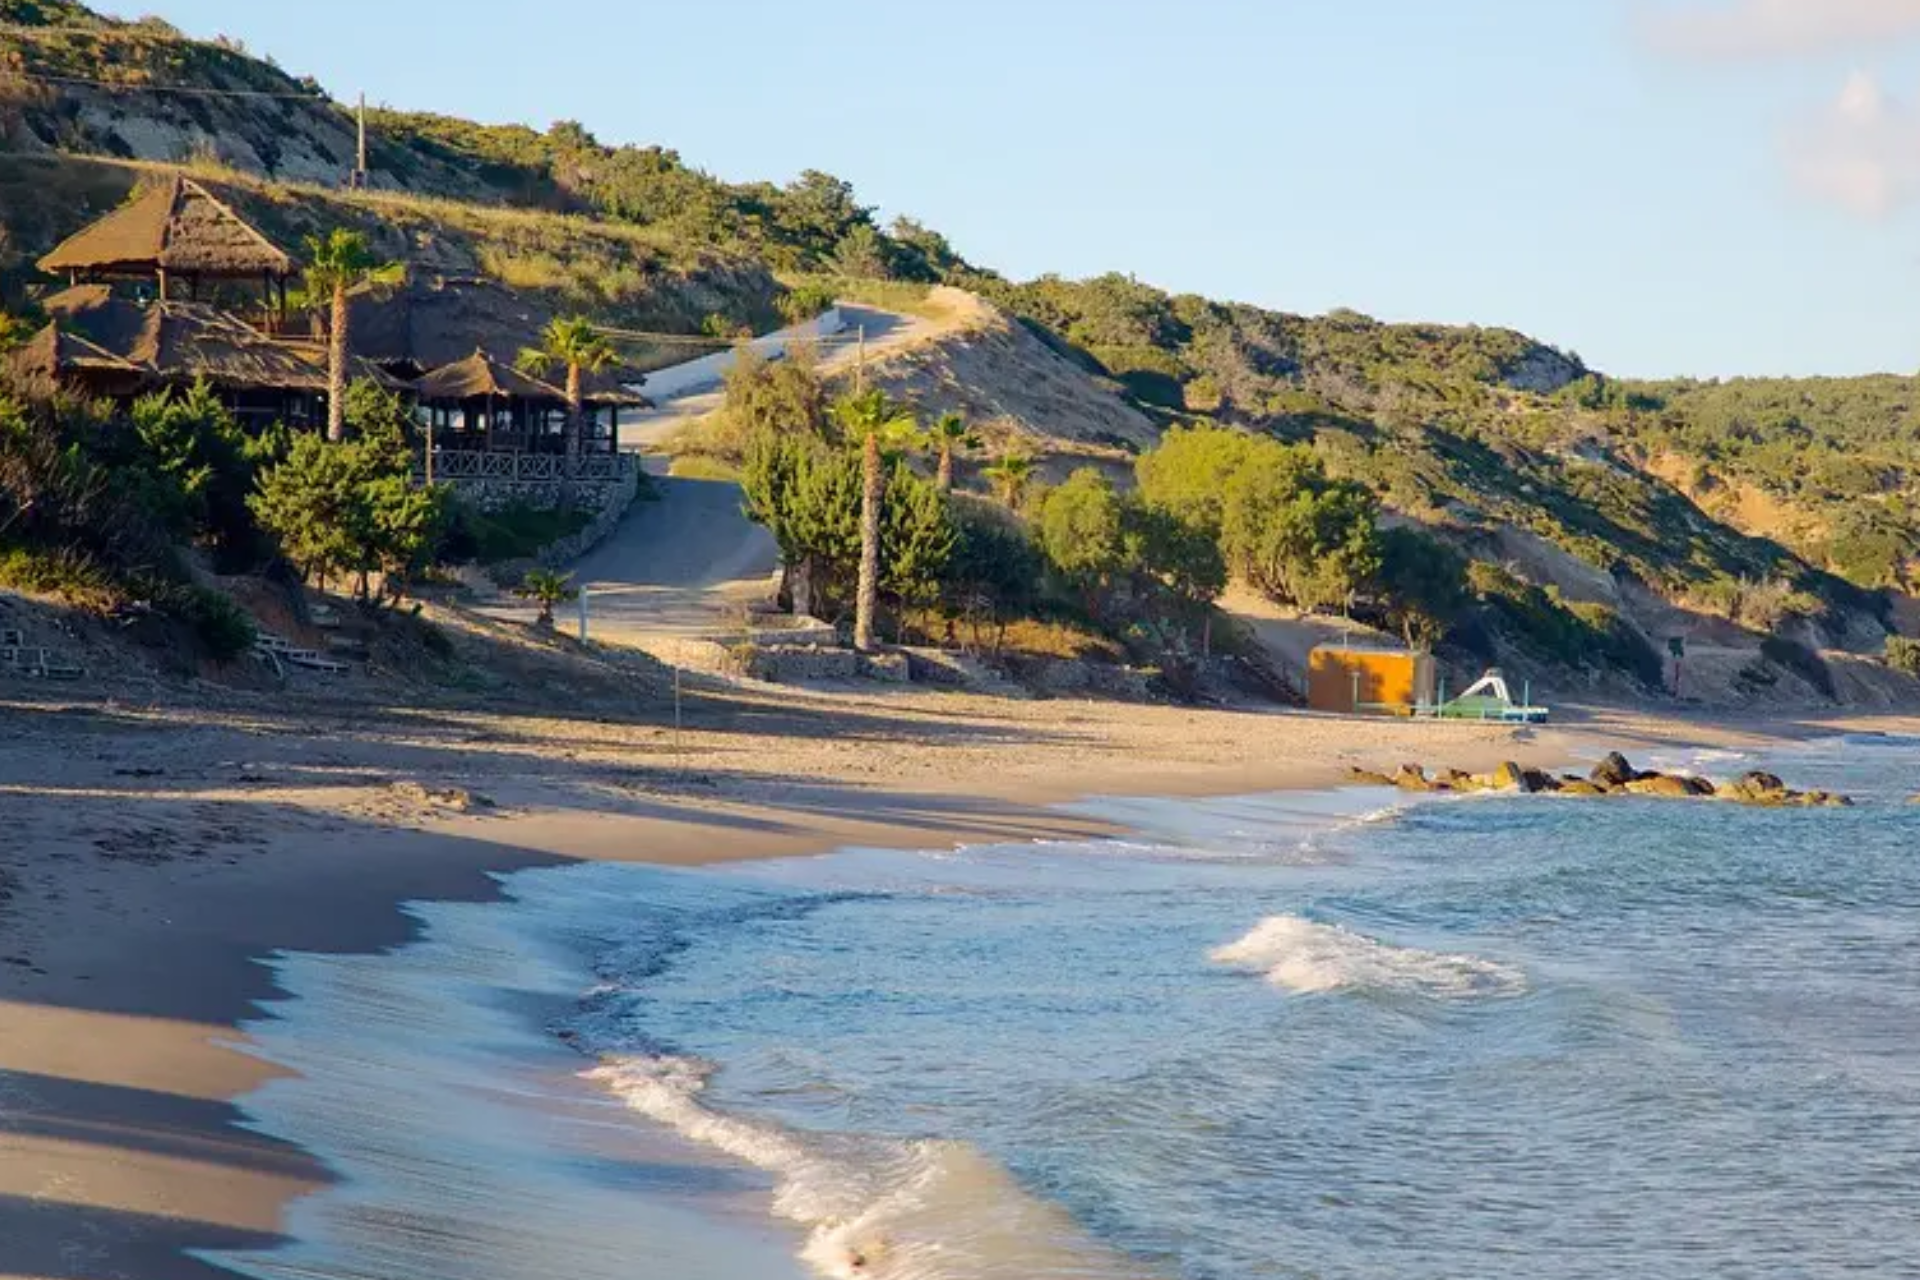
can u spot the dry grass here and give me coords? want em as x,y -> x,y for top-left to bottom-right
782,274 -> 951,322
0,153 -> 782,332
667,454 -> 742,482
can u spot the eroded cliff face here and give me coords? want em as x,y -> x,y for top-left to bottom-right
0,16 -> 508,200
1499,344 -> 1586,395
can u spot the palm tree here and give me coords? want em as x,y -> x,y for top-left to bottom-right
514,568 -> 578,630
302,229 -> 400,442
518,317 -> 619,469
831,388 -> 919,653
984,452 -> 1037,509
929,412 -> 981,491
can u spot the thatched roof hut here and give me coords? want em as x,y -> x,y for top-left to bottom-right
349,276 -> 650,405
39,285 -> 398,424
413,350 -> 569,406
37,176 -> 294,290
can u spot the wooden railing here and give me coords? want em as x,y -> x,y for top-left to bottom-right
419,451 -> 636,484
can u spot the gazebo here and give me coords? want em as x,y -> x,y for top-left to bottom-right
411,350 -> 571,456
412,350 -> 648,458
36,175 -> 295,324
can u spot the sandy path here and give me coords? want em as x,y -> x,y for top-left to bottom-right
484,295 -> 976,645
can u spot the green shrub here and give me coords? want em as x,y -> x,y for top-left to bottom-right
441,499 -> 592,564
1886,635 -> 1920,677
777,281 -> 839,325
166,583 -> 257,661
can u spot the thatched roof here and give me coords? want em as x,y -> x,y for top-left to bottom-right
43,285 -> 394,394
580,369 -> 651,408
350,276 -> 650,404
348,276 -> 548,372
12,322 -> 146,378
38,176 -> 294,281
413,350 -> 568,405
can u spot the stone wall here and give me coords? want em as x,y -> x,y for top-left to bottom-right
484,465 -> 642,587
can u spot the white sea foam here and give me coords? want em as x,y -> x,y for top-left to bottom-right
585,1055 -> 1159,1280
1210,915 -> 1526,998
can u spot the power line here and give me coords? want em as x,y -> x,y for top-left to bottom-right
591,325 -> 863,347
0,68 -> 330,102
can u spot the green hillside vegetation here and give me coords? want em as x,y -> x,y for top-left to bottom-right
942,272 -> 1874,633
1592,374 -> 1920,588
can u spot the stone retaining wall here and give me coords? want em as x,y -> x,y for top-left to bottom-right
486,466 -> 642,587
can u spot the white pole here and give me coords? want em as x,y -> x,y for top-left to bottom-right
578,590 -> 588,643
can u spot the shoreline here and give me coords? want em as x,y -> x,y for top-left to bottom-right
1,686 -> 1911,1280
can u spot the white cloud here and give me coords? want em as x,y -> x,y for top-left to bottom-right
1783,71 -> 1920,216
1643,0 -> 1920,58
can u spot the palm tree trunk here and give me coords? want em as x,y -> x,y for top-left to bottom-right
855,432 -> 883,653
937,444 -> 954,492
565,363 -> 583,472
327,282 -> 349,442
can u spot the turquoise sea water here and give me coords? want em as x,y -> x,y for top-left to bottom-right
213,736 -> 1920,1280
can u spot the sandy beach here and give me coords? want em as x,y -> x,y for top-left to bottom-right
0,676 -> 1906,1280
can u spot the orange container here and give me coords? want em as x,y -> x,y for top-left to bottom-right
1307,646 -> 1436,715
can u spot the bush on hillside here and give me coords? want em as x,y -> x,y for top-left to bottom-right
0,374 -> 257,660
1885,635 -> 1920,677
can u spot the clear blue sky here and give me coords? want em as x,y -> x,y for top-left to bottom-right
101,1 -> 1920,378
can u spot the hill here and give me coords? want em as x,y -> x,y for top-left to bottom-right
2,0 -> 1916,707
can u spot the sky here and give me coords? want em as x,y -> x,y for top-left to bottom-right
94,0 -> 1920,378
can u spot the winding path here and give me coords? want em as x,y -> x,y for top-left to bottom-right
511,295 -> 975,651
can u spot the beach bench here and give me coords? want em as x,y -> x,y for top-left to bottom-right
254,631 -> 350,675
0,641 -> 85,680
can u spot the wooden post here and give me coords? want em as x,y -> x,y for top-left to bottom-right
157,268 -> 168,303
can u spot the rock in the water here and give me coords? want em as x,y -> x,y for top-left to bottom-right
1681,775 -> 1717,797
1434,768 -> 1475,792
1591,752 -> 1637,789
1347,766 -> 1396,787
1558,779 -> 1608,797
1625,774 -> 1696,799
1486,761 -> 1551,793
1734,771 -> 1787,797
1394,764 -> 1435,793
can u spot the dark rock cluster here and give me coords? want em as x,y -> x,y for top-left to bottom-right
1347,752 -> 1851,808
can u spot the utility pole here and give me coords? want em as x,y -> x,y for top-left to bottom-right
349,91 -> 369,190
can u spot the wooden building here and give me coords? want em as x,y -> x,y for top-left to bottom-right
34,284 -> 396,428
37,176 -> 294,326
413,350 -> 572,455
413,349 -> 645,458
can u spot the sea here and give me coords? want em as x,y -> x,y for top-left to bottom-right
205,734 -> 1920,1280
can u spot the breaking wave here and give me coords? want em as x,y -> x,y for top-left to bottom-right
1210,914 -> 1526,998
585,1054 -> 1158,1280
